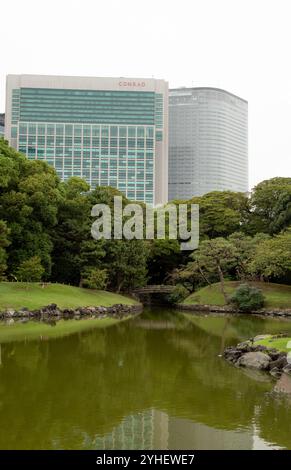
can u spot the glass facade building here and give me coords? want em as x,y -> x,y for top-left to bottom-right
5,75 -> 168,205
169,88 -> 248,200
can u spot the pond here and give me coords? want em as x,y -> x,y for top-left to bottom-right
0,308 -> 291,450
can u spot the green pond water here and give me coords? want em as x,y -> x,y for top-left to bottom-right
0,308 -> 291,450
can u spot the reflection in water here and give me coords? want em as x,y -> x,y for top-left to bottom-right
0,308 -> 291,449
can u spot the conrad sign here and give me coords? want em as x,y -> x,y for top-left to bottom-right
118,81 -> 146,87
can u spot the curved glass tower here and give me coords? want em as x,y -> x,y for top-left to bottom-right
168,87 -> 248,200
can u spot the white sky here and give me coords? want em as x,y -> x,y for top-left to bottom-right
1,0 -> 291,189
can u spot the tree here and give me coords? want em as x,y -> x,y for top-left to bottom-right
248,230 -> 291,281
105,240 -> 148,292
187,191 -> 249,239
247,177 -> 291,235
51,177 -> 92,285
15,256 -> 44,282
230,284 -> 265,312
191,238 -> 238,303
0,220 -> 10,280
147,239 -> 182,284
228,232 -> 270,281
80,267 -> 108,290
166,284 -> 189,304
0,140 -> 62,278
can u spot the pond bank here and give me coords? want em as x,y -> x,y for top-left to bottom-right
223,334 -> 291,379
177,303 -> 291,317
0,303 -> 143,320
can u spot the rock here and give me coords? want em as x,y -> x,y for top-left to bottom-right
267,349 -> 282,360
237,342 -> 251,352
269,354 -> 288,370
269,367 -> 283,379
5,309 -> 15,317
237,351 -> 271,370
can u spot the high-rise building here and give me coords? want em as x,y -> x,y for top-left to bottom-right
168,87 -> 248,200
5,75 -> 168,205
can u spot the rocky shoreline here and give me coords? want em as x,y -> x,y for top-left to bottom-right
177,303 -> 291,317
223,334 -> 291,379
0,303 -> 143,320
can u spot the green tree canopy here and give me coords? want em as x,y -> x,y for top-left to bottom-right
15,256 -> 44,282
247,177 -> 291,235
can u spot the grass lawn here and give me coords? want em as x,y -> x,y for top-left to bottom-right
182,281 -> 291,309
254,336 -> 291,353
0,317 -> 121,344
0,282 -> 137,311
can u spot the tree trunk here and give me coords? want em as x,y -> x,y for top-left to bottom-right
198,264 -> 211,286
117,277 -> 124,293
217,263 -> 228,304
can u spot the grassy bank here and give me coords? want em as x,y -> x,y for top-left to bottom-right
254,335 -> 291,353
0,282 -> 137,311
182,281 -> 291,309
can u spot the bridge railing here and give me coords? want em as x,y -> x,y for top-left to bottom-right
133,285 -> 175,294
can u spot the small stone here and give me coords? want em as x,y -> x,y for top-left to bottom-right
5,309 -> 15,317
269,367 -> 283,379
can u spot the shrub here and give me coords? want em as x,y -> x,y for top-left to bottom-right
167,284 -> 190,304
81,268 -> 108,290
15,256 -> 45,282
230,283 -> 265,312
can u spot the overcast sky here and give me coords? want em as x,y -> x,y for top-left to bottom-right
1,0 -> 291,189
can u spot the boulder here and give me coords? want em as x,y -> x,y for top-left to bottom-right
237,351 -> 271,370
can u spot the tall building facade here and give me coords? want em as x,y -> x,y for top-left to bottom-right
5,75 -> 168,205
169,87 -> 248,200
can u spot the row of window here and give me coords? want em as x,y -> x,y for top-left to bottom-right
18,122 -> 155,137
18,136 -> 155,149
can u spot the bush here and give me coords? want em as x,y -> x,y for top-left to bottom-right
81,268 -> 108,290
167,284 -> 190,304
15,256 -> 44,282
230,283 -> 265,312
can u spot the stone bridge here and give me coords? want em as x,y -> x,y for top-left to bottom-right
132,285 -> 175,304
133,285 -> 175,295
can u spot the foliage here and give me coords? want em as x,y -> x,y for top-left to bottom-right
247,230 -> 291,281
147,239 -> 182,284
81,267 -> 108,290
246,177 -> 291,235
15,256 -> 45,282
191,238 -> 238,303
166,284 -> 190,304
104,239 -> 148,292
0,220 -> 10,280
187,191 -> 249,239
0,140 -> 291,295
0,139 -> 61,278
229,283 -> 265,312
